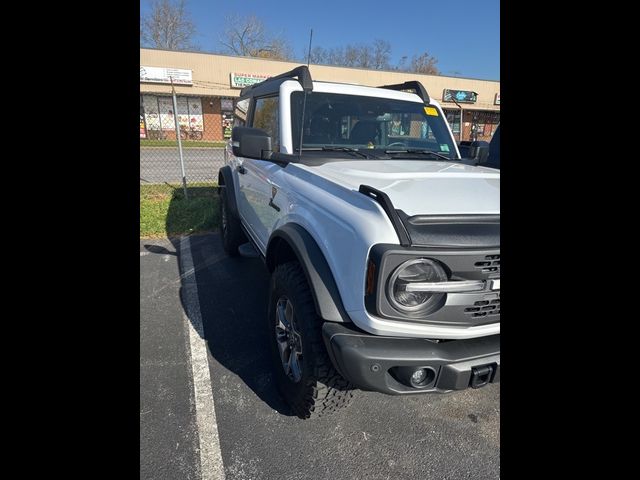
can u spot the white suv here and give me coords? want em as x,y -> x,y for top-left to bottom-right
218,66 -> 500,419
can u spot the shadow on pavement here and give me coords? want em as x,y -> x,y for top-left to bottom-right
143,244 -> 177,256
158,189 -> 293,415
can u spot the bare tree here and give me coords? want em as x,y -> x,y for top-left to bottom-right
325,46 -> 345,66
372,39 -> 391,70
302,40 -> 438,75
305,40 -> 390,70
140,16 -> 147,45
409,52 -> 440,75
141,0 -> 197,50
220,14 -> 293,60
343,45 -> 360,67
308,46 -> 327,64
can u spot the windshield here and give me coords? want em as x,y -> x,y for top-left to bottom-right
290,91 -> 458,159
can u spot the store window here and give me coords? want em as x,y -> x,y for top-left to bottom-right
252,96 -> 279,152
140,95 -> 203,139
470,111 -> 500,140
444,109 -> 461,135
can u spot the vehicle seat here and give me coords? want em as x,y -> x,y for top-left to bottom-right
350,120 -> 380,144
307,116 -> 332,144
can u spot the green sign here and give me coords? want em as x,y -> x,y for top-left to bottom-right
230,72 -> 270,88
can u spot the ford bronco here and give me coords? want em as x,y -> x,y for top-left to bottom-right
218,66 -> 500,419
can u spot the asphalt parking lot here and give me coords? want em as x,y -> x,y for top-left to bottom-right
140,233 -> 500,480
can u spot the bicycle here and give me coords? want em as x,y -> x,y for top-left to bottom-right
179,126 -> 203,141
147,129 -> 168,140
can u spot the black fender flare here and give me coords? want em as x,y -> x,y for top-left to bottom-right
218,166 -> 239,218
267,224 -> 351,323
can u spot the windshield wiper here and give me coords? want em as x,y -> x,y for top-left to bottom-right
321,146 -> 375,159
384,149 -> 453,161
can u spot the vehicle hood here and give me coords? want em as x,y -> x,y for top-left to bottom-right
296,160 -> 500,216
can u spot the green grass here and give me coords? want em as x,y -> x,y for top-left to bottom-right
140,139 -> 226,148
140,182 -> 219,238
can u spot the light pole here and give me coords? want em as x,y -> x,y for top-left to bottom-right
170,77 -> 188,200
449,96 -> 464,143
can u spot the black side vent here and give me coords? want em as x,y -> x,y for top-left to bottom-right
475,254 -> 500,273
465,297 -> 500,318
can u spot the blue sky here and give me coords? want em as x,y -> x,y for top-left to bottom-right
141,0 -> 500,80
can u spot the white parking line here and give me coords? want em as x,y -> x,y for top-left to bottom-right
180,235 -> 226,480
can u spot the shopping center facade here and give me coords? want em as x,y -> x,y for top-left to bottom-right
140,48 -> 500,143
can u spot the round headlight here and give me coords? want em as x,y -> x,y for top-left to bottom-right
387,258 -> 447,314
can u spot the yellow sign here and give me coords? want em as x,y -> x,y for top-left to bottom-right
424,106 -> 438,116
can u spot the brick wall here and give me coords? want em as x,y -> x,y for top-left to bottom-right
203,97 -> 222,141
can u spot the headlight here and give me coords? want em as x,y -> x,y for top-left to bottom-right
387,258 -> 447,314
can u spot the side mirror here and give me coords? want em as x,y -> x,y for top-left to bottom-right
231,126 -> 272,159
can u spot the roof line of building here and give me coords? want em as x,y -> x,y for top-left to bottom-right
140,47 -> 501,84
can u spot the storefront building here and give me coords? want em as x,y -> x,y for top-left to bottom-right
140,48 -> 500,143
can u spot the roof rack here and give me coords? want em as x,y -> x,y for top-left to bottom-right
378,81 -> 430,104
240,65 -> 313,97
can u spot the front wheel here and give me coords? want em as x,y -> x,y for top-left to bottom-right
268,262 -> 354,419
218,187 -> 245,256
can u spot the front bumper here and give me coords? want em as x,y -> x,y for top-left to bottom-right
322,322 -> 500,394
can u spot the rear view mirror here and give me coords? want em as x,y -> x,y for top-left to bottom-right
231,126 -> 272,160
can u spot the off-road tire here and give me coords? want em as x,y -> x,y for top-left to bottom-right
219,187 -> 246,256
268,261 -> 354,419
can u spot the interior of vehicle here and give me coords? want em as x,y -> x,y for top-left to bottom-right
291,91 -> 457,156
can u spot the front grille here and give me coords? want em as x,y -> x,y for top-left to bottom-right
464,297 -> 500,318
474,254 -> 500,274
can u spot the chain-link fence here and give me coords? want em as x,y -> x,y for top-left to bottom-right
139,140 -> 226,187
140,89 -> 229,193
139,100 -> 227,237
139,115 -> 226,237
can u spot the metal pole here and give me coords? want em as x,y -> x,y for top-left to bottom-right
170,77 -> 188,200
451,97 -> 464,143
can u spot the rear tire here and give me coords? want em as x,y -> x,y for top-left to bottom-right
268,261 -> 354,419
219,186 -> 245,256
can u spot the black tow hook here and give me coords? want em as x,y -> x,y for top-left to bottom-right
470,364 -> 495,389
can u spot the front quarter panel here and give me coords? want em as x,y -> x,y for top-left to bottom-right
272,164 -> 399,314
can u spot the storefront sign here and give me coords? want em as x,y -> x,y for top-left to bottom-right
443,89 -> 478,104
140,66 -> 193,85
230,72 -> 270,88
494,93 -> 500,105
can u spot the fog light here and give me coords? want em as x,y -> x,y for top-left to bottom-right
411,368 -> 428,386
392,366 -> 437,388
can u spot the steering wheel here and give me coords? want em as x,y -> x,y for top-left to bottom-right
386,142 -> 407,148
